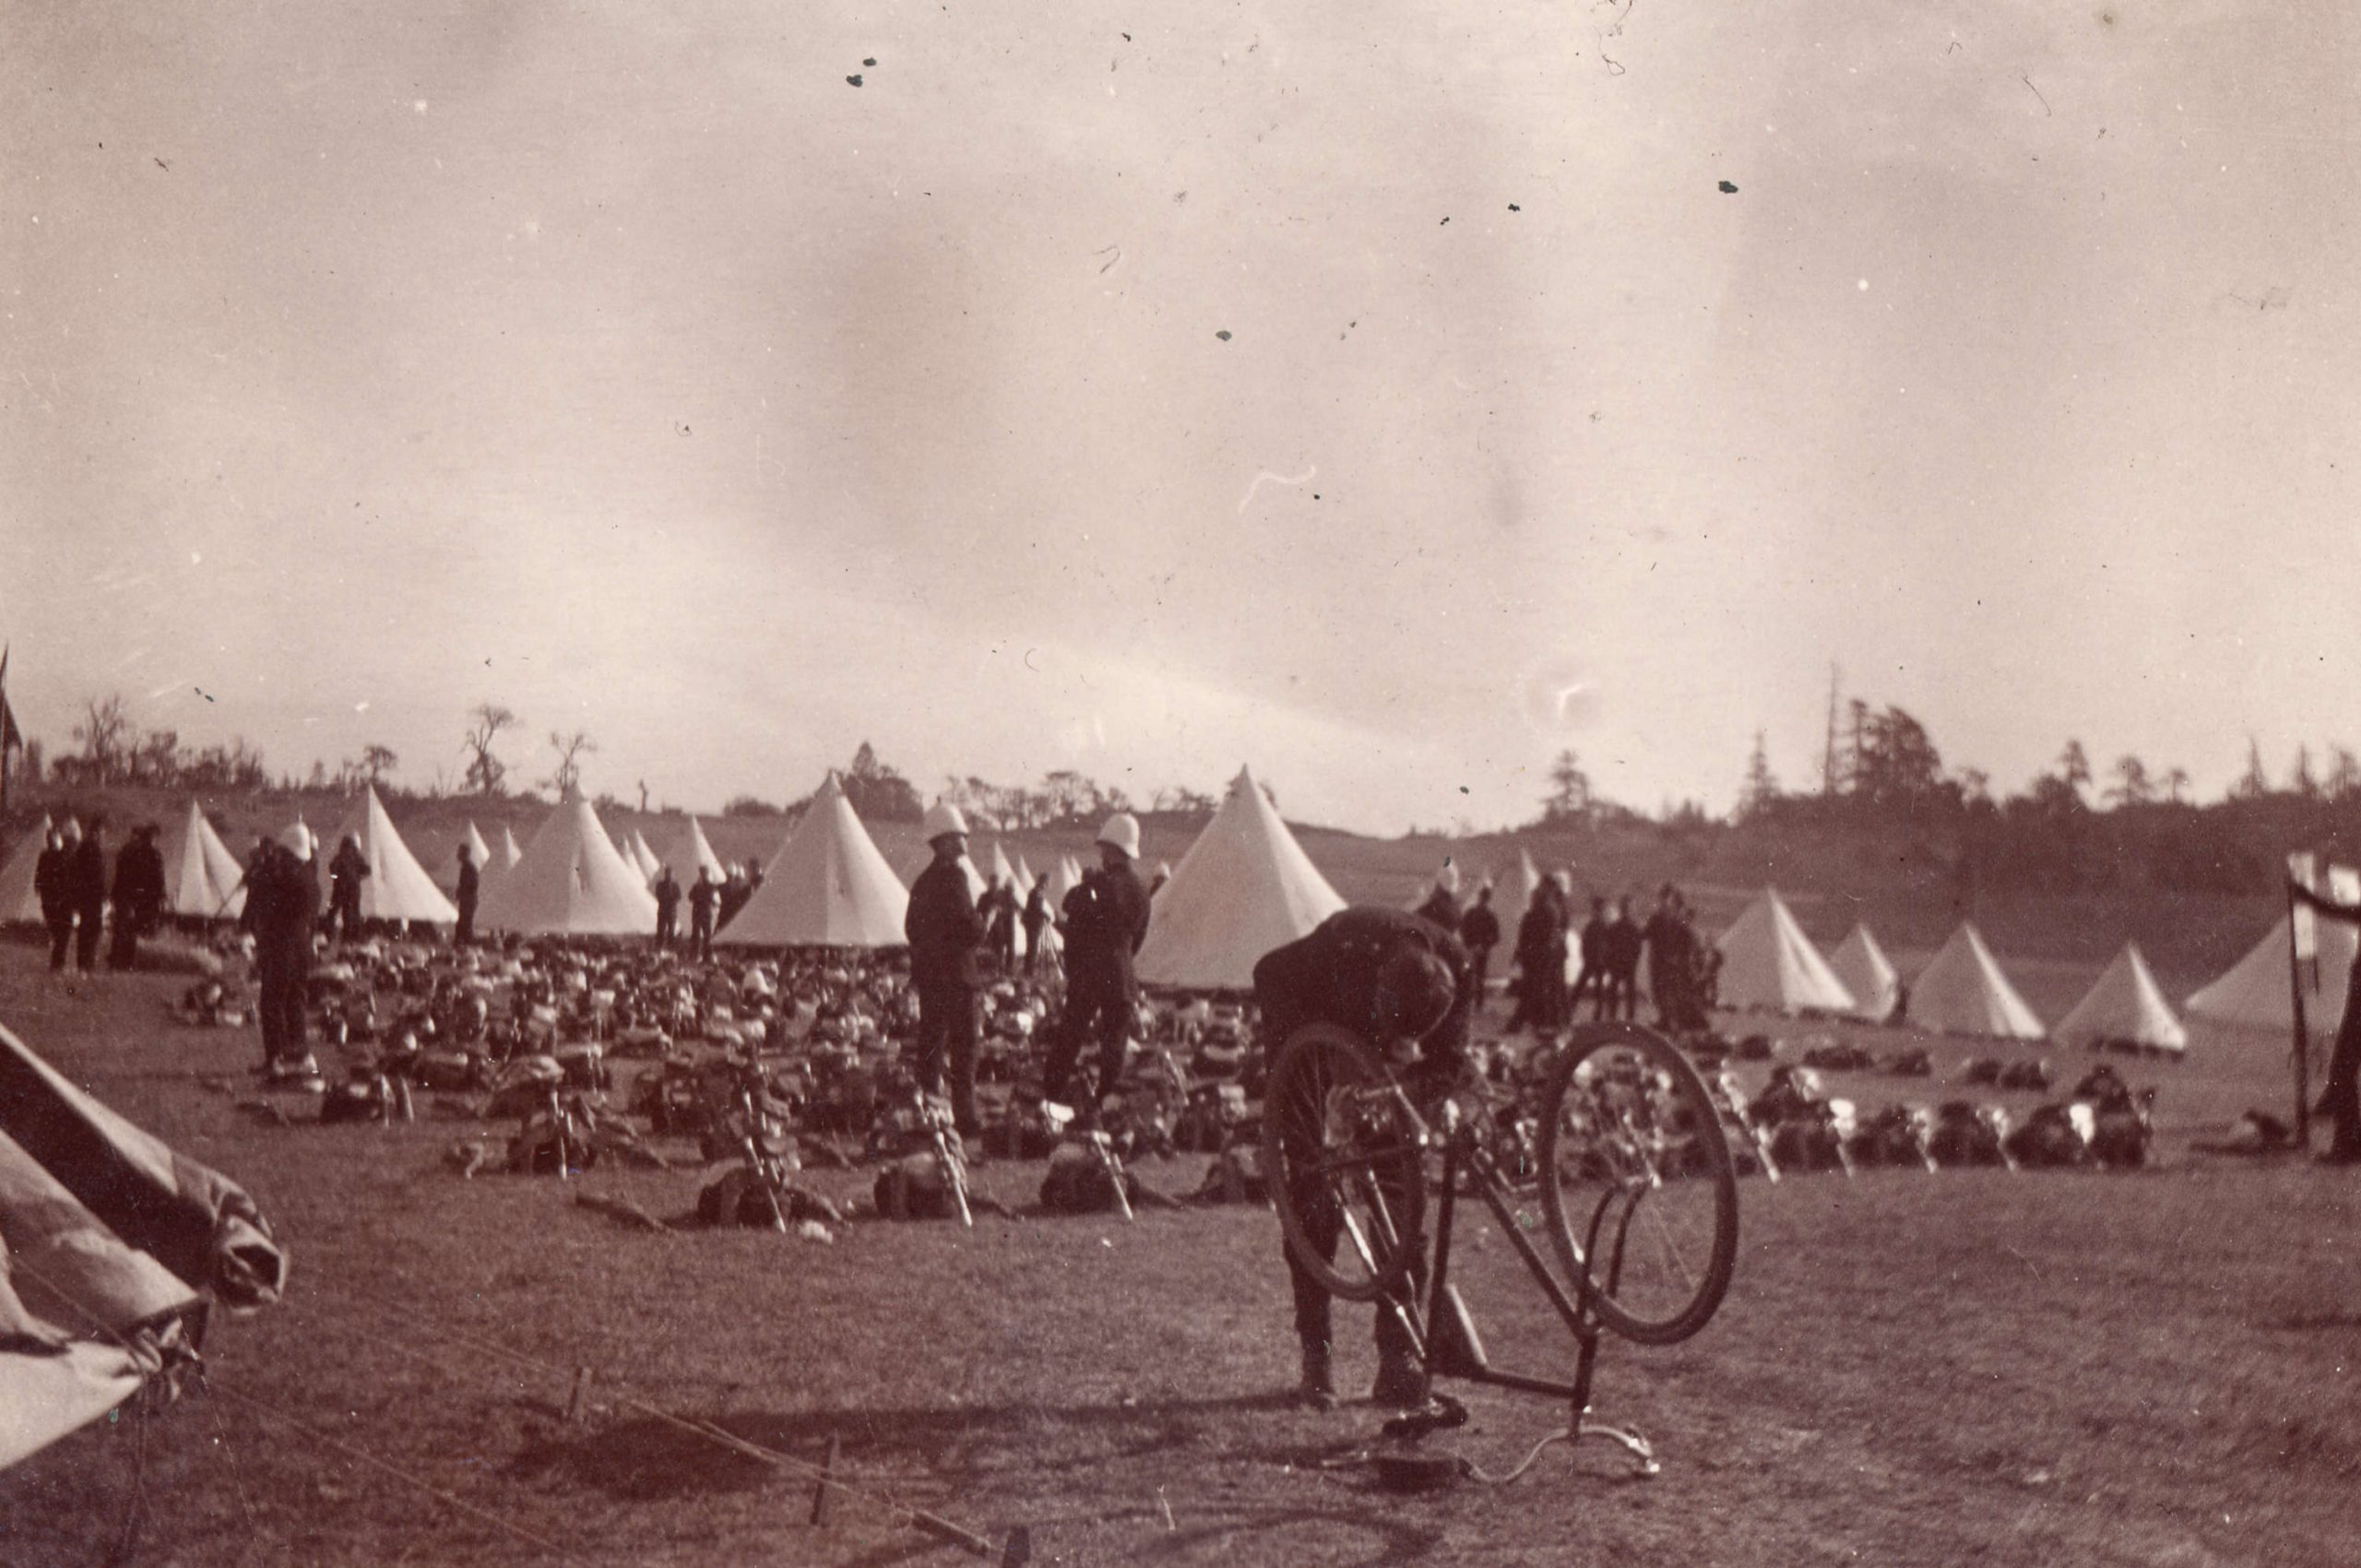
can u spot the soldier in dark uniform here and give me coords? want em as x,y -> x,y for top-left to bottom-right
326,835 -> 370,941
1019,880 -> 1051,976
1571,896 -> 1611,1018
67,815 -> 108,976
1506,875 -> 1566,1033
652,866 -> 681,949
687,868 -> 719,963
905,802 -> 985,1136
1041,813 -> 1152,1124
2288,875 -> 2361,1162
35,825 -> 73,973
108,823 -> 167,968
243,840 -> 320,1078
1458,882 -> 1501,998
453,843 -> 480,945
1602,895 -> 1643,1021
981,874 -> 1019,975
1255,906 -> 1475,1409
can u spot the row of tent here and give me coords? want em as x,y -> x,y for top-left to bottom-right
0,777 -> 2347,1051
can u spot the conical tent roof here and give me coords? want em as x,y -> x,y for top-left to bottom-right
627,830 -> 661,884
324,787 -> 459,924
718,774 -> 908,947
162,802 -> 248,919
1911,923 -> 2046,1039
1014,854 -> 1038,896
2187,907 -> 2358,1042
0,816 -> 52,923
987,842 -> 1018,891
435,821 -> 495,894
1135,766 -> 1348,991
657,815 -> 728,883
2055,943 -> 2188,1052
495,825 -> 525,869
1714,889 -> 1857,1015
1830,924 -> 1901,1022
474,793 -> 658,936
1045,855 -> 1083,905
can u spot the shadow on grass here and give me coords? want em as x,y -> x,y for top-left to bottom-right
509,1388 -> 1307,1501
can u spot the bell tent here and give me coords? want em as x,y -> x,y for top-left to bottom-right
162,802 -> 249,919
0,816 -> 53,924
2054,943 -> 2188,1054
474,793 -> 659,936
1910,923 -> 2046,1040
1714,889 -> 1857,1016
718,774 -> 910,948
321,787 -> 460,925
1134,766 -> 1347,991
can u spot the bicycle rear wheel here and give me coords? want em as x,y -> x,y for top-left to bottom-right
1263,1024 -> 1424,1303
1537,1024 -> 1738,1345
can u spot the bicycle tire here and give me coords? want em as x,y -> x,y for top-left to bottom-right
1536,1023 -> 1738,1345
1263,1023 -> 1424,1303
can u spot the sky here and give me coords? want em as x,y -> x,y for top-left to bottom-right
2,0 -> 2356,833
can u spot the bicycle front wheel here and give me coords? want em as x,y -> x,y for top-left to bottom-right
1263,1024 -> 1424,1303
1537,1024 -> 1738,1345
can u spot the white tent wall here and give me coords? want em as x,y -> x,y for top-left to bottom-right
0,816 -> 52,923
162,802 -> 247,919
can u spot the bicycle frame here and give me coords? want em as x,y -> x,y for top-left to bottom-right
1329,1092 -> 1661,1470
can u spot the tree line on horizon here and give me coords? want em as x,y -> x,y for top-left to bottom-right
18,690 -> 2361,896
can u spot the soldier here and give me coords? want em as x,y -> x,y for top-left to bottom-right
1041,813 -> 1152,1126
243,840 -> 321,1080
687,867 -> 720,963
1413,863 -> 1464,932
652,865 -> 682,950
326,834 -> 370,941
67,815 -> 108,977
1256,905 -> 1475,1409
1458,881 -> 1501,998
904,802 -> 985,1136
453,842 -> 480,945
108,822 -> 166,969
1602,895 -> 1644,1021
1571,895 -> 1611,1019
1019,878 -> 1052,976
35,825 -> 73,973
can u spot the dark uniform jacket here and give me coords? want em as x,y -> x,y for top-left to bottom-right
455,860 -> 480,910
1414,888 -> 1463,933
113,837 -> 166,928
905,857 -> 984,993
1253,907 -> 1476,1066
33,845 -> 68,920
66,839 -> 106,918
243,854 -> 320,960
1020,886 -> 1050,939
1061,862 -> 1150,1000
1458,902 -> 1501,956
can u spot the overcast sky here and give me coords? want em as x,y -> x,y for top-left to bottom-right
3,1 -> 2355,832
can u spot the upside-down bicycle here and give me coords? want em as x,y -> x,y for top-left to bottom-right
1264,1020 -> 1740,1476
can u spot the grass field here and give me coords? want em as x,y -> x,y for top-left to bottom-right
4,944 -> 2358,1568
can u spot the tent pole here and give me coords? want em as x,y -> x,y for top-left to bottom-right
2288,877 -> 2310,1150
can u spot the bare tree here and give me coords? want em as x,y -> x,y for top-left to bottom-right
463,704 -> 517,796
74,695 -> 131,783
2107,754 -> 2153,807
2164,766 -> 2191,804
360,743 -> 398,788
545,730 -> 597,797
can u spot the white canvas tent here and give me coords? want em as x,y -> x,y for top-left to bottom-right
1714,889 -> 1857,1016
1044,855 -> 1083,906
1014,854 -> 1038,896
475,793 -> 658,936
2188,923 -> 2356,1041
1910,923 -> 2046,1039
435,821 -> 495,893
1134,766 -> 1347,991
1829,924 -> 1901,1022
493,825 -> 525,872
323,787 -> 459,925
161,802 -> 248,919
718,774 -> 909,947
2055,943 -> 2188,1053
0,816 -> 52,923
